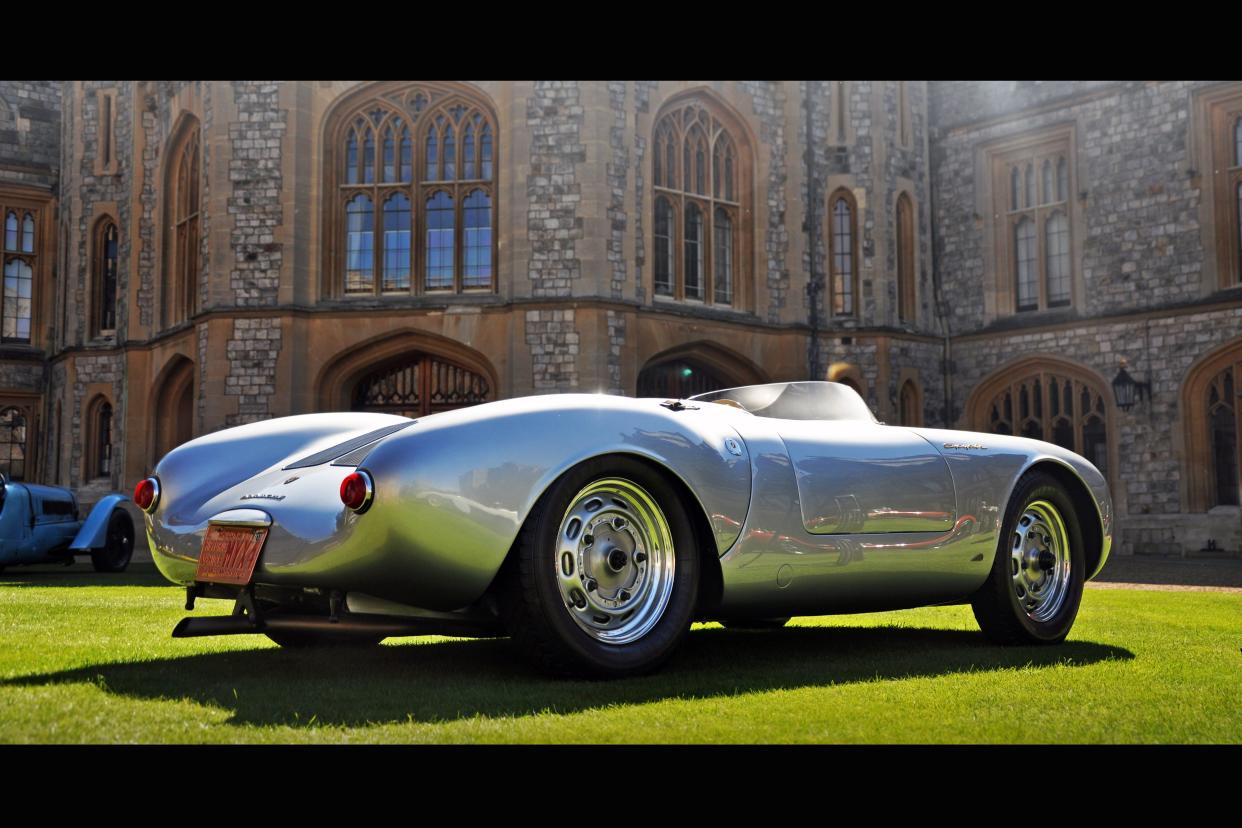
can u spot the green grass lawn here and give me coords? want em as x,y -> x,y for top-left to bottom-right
0,565 -> 1238,743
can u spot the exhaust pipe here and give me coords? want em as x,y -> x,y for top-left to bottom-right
171,612 -> 501,640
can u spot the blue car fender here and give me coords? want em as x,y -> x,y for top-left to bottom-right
70,494 -> 131,552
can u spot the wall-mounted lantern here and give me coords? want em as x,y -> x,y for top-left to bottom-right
1112,357 -> 1151,412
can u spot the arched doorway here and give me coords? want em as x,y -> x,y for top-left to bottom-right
1182,338 -> 1242,510
317,331 -> 497,418
967,356 -> 1113,478
636,341 -> 767,399
153,357 -> 195,461
351,352 -> 491,418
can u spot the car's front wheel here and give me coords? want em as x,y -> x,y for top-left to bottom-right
971,471 -> 1086,644
501,456 -> 699,678
91,511 -> 134,573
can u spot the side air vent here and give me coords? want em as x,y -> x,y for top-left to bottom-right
283,421 -> 414,470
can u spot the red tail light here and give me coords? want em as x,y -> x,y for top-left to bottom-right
134,477 -> 160,513
340,471 -> 374,513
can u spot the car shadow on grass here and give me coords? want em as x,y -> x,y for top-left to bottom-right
0,563 -> 173,588
1,625 -> 1133,728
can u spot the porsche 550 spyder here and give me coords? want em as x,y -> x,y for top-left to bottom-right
143,380 -> 1112,677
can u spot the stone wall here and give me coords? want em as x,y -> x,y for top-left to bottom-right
931,80 -> 1211,333
526,82 -> 584,297
0,81 -> 60,187
225,316 -> 281,425
228,81 -> 285,307
739,81 -> 790,324
525,309 -> 579,391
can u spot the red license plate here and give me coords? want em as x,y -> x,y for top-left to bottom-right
196,525 -> 268,585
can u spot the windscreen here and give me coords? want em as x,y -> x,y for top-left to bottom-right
689,381 -> 876,422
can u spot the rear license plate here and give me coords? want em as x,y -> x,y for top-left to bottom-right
196,525 -> 268,585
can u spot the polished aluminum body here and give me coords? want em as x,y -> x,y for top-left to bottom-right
146,382 -> 1112,621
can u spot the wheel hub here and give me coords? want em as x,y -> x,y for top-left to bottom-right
554,478 -> 676,645
1009,500 -> 1071,622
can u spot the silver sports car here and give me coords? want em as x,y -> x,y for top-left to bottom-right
143,380 -> 1112,677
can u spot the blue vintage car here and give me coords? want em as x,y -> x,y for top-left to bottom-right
0,475 -> 135,572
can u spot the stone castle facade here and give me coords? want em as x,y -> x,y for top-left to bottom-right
0,80 -> 1239,556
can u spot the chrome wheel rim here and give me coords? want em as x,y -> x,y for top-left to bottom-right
554,478 -> 675,645
1010,500 -> 1071,622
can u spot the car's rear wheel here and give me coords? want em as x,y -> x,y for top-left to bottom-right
91,511 -> 134,573
971,471 -> 1085,644
501,455 -> 699,678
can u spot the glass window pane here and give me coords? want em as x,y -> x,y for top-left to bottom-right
463,122 -> 476,180
1045,212 -> 1071,306
382,194 -> 411,292
654,197 -> 673,296
714,207 -> 732,304
3,258 -> 32,342
481,124 -> 493,180
443,126 -> 456,180
425,191 -> 455,290
695,146 -> 705,195
463,190 -> 492,288
345,195 -> 374,293
382,127 -> 395,182
426,131 -> 439,181
4,212 -> 15,251
725,147 -> 735,202
1057,157 -> 1068,202
712,144 -> 720,199
400,125 -> 412,182
683,143 -> 691,192
101,223 -> 118,330
832,197 -> 854,315
345,133 -> 358,185
1010,167 -> 1019,211
21,213 -> 34,253
684,204 -> 703,300
362,130 -> 374,184
1015,217 -> 1037,310
1042,160 -> 1053,204
1025,165 -> 1034,208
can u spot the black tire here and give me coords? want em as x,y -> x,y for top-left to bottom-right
91,511 -> 134,573
500,455 -> 700,678
720,617 -> 790,630
971,471 -> 1085,645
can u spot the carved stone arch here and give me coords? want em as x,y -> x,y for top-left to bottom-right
966,354 -> 1115,481
149,354 -> 196,464
1181,336 -> 1242,511
316,329 -> 497,417
636,340 -> 768,398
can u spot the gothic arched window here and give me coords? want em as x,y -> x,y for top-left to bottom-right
1,207 -> 35,343
828,189 -> 858,316
327,84 -> 497,296
650,96 -> 750,307
164,118 -> 201,328
896,193 -> 915,324
94,219 -> 118,335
